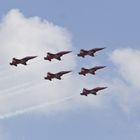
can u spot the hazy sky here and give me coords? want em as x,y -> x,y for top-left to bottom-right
0,0 -> 140,140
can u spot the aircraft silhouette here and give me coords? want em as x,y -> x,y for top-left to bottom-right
10,56 -> 37,66
80,87 -> 107,96
44,71 -> 72,81
44,51 -> 72,61
79,66 -> 106,76
77,47 -> 105,58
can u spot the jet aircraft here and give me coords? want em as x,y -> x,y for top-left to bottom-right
77,47 -> 105,58
44,71 -> 72,81
44,51 -> 72,61
79,66 -> 106,76
10,56 -> 37,66
80,87 -> 107,96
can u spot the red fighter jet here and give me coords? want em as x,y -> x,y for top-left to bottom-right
77,47 -> 105,58
44,51 -> 72,61
79,66 -> 106,76
80,87 -> 107,96
44,71 -> 72,81
9,56 -> 37,66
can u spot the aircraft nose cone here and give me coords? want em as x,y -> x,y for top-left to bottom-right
102,66 -> 106,68
67,71 -> 72,73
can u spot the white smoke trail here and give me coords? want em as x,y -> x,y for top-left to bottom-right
0,71 -> 24,81
0,82 -> 33,95
0,94 -> 78,119
0,80 -> 44,97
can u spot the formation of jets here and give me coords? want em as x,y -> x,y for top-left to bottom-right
9,47 -> 107,96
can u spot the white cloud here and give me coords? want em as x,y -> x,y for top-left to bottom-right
109,48 -> 140,112
0,9 -> 107,119
110,48 -> 140,89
